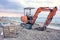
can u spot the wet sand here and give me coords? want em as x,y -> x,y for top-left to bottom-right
0,23 -> 60,40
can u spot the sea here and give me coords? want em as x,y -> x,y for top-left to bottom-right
0,17 -> 60,30
4,17 -> 60,24
9,17 -> 60,30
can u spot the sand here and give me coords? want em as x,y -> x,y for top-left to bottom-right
0,23 -> 60,40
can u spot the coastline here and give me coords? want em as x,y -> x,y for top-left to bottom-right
0,22 -> 60,40
34,22 -> 60,30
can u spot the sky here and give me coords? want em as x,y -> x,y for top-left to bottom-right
0,0 -> 60,17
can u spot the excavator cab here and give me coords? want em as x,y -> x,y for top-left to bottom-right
21,7 -> 34,24
21,7 -> 35,29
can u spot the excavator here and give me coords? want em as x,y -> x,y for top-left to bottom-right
21,7 -> 57,31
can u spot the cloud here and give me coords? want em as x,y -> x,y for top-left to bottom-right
0,0 -> 60,10
0,5 -> 4,8
7,0 -> 28,7
0,12 -> 23,17
0,0 -> 23,10
26,0 -> 60,7
0,0 -> 60,9
0,0 -> 24,13
11,0 -> 59,7
0,0 -> 60,17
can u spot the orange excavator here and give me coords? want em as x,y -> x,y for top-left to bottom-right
21,7 -> 57,31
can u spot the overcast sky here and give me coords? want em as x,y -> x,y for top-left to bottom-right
0,0 -> 60,17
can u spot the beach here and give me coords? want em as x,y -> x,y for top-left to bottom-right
0,23 -> 60,40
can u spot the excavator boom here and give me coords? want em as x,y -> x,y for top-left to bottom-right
32,7 -> 57,27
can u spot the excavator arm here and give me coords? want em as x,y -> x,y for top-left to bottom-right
32,7 -> 52,23
32,7 -> 57,26
43,7 -> 57,27
32,7 -> 57,30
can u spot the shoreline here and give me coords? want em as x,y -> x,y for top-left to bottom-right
0,23 -> 60,40
34,22 -> 60,30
